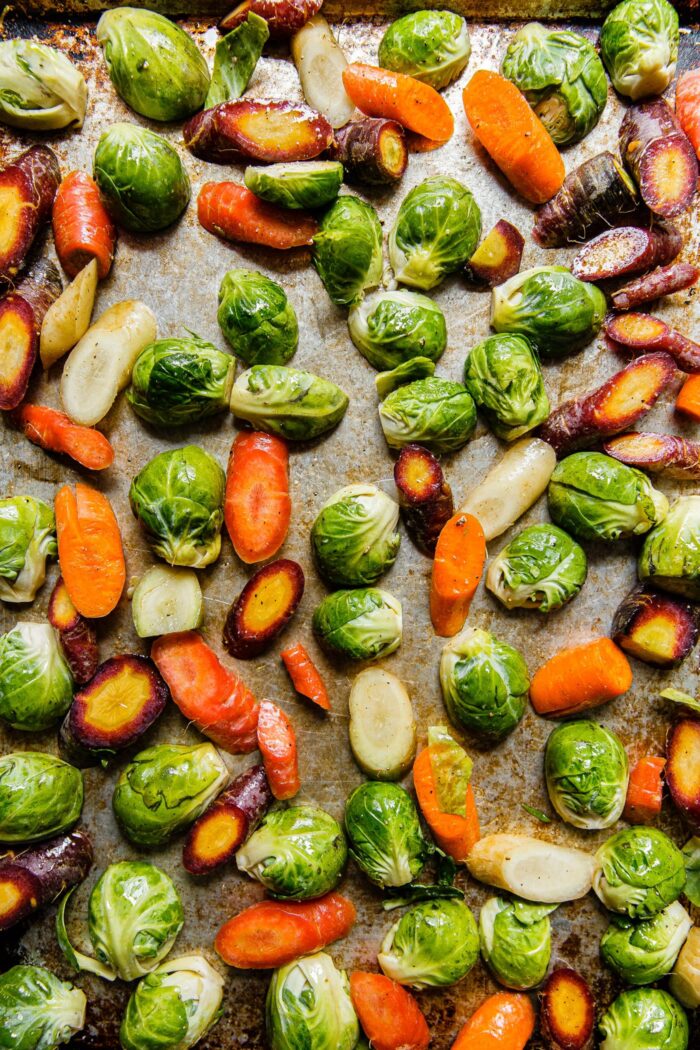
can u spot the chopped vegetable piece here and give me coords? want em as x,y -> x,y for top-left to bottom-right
312,484 -> 400,588
231,364 -> 349,440
639,495 -> 700,600
0,622 -> 72,732
183,764 -> 272,875
219,269 -> 298,367
0,258 -> 62,410
0,751 -> 83,844
55,483 -> 126,619
220,0 -> 323,37
669,924 -> 700,1009
530,637 -> 633,717
594,826 -> 686,918
198,180 -> 317,249
604,312 -> 700,373
666,719 -> 700,829
329,117 -> 407,185
486,524 -> 587,613
430,513 -> 486,637
540,968 -> 595,1050
0,144 -> 60,281
612,585 -> 699,667
281,643 -> 330,711
11,404 -> 114,471
267,952 -> 357,1048
348,289 -> 447,373
349,971 -> 430,1050
379,377 -> 477,454
127,335 -> 234,428
184,99 -> 333,164
131,565 -> 203,639
413,743 -> 479,863
572,224 -> 681,282
345,781 -> 426,889
343,62 -> 454,143
47,575 -> 99,685
245,160 -> 343,210
40,258 -> 98,370
611,262 -> 699,311
52,170 -> 116,279
620,98 -> 698,218
604,432 -> 700,480
223,559 -> 304,659
313,195 -> 383,306
676,67 -> 700,161
291,15 -> 355,129
379,897 -> 479,989
257,699 -> 300,801
206,13 -> 269,107
599,988 -> 689,1050
0,964 -> 86,1048
379,10 -> 470,90
464,220 -> 524,287
624,756 -> 666,824
452,992 -> 535,1050
238,805 -> 346,899
348,668 -> 416,781
545,721 -> 629,831
600,0 -> 679,100
676,374 -> 700,421
467,834 -> 595,903
394,444 -> 453,556
0,830 -> 92,932
0,39 -> 86,130
464,333 -> 549,442
224,431 -> 291,565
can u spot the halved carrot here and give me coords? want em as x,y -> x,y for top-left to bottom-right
54,483 -> 125,619
452,992 -> 535,1050
198,181 -> 317,249
343,63 -> 454,143
11,403 -> 114,471
430,512 -> 486,637
224,431 -> 291,564
623,756 -> 666,824
676,69 -> 700,161
257,699 -> 300,800
52,171 -> 116,279
412,746 -> 479,863
349,971 -> 430,1050
676,374 -> 700,422
281,643 -> 331,711
530,638 -> 633,717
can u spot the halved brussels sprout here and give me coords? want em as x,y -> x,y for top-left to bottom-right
218,270 -> 298,367
0,623 -> 73,732
0,40 -> 86,130
389,176 -> 481,291
230,365 -> 349,441
599,988 -> 689,1050
379,377 -> 477,453
378,898 -> 479,988
0,964 -> 86,1050
312,587 -> 402,661
464,333 -> 549,442
266,952 -> 359,1050
594,827 -> 686,918
311,484 -> 400,587
345,781 -> 427,888
348,289 -> 447,372
600,0 -> 679,101
378,11 -> 471,90
0,752 -> 82,844
639,496 -> 700,599
544,721 -> 629,830
486,524 -> 587,613
245,160 -> 344,210
0,495 -> 56,604
479,897 -> 556,989
120,954 -> 224,1050
127,336 -> 234,427
601,901 -> 692,986
312,196 -> 383,306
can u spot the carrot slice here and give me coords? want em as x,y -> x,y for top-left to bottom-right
530,638 -> 633,717
343,63 -> 454,143
198,181 -> 317,249
430,512 -> 486,637
349,971 -> 430,1050
54,483 -> 125,618
52,170 -> 116,279
281,643 -> 331,711
224,431 -> 291,564
677,69 -> 700,161
11,403 -> 114,470
257,699 -> 300,800
623,756 -> 666,824
676,374 -> 700,422
412,746 -> 480,863
452,992 -> 535,1050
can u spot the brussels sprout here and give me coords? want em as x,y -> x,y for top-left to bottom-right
464,333 -> 549,442
378,899 -> 479,988
599,988 -> 689,1050
0,623 -> 73,732
549,452 -> 669,543
594,827 -> 686,918
217,270 -> 298,366
0,752 -> 82,844
127,336 -> 234,427
486,524 -> 587,613
544,721 -> 629,830
348,289 -> 447,372
266,952 -> 359,1050
96,8 -> 209,121
378,11 -> 470,90
245,160 -> 344,210
312,196 -> 383,306
501,24 -> 607,145
639,496 -> 700,599
0,964 -> 86,1050
479,897 -> 556,989
439,627 -> 529,742
389,176 -> 481,291
0,495 -> 56,603
120,954 -> 224,1050
491,266 -> 606,357
129,446 -> 225,569
237,805 -> 346,900
112,743 -> 229,848
345,781 -> 427,888
0,40 -> 86,130
93,123 -> 190,233
312,588 -> 402,661
682,836 -> 700,907
600,0 -> 679,101
601,901 -> 692,986
230,365 -> 349,441
375,357 -> 436,398
379,377 -> 477,453
311,484 -> 400,587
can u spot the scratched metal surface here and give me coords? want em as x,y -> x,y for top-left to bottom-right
0,10 -> 699,1049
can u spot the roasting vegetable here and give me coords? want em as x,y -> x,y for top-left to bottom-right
379,377 -> 477,453
132,566 -> 203,640
230,365 -> 349,440
0,830 -> 92,932
467,834 -> 595,902
184,98 -> 333,164
221,0 -> 323,36
312,484 -> 400,587
545,721 -> 628,830
412,733 -> 480,863
128,336 -> 234,426
464,220 -> 524,288
430,513 -> 485,637
348,667 -> 416,780
612,585 -> 699,667
40,258 -> 98,369
0,623 -> 72,732
120,955 -> 223,1050
291,15 -> 355,129
486,524 -> 587,613
12,404 -> 113,472
55,483 -> 125,619
572,224 -> 682,282
313,195 -> 382,306
669,926 -> 700,1009
48,575 -> 98,685
394,444 -> 453,556
0,965 -> 86,1050
52,172 -> 115,281
440,627 -> 528,742
604,312 -> 700,373
676,375 -> 700,421
0,258 -> 62,409
343,62 -> 454,143
666,719 -> 700,829
639,497 -> 700,600
0,40 -> 86,130
198,181 -> 317,248
599,989 -> 689,1050
601,901 -> 692,986
479,897 -> 555,990
245,160 -> 342,210
267,953 -> 358,1050
348,289 -> 447,372
620,99 -> 698,218
605,432 -> 700,481
0,145 -> 60,282
540,968 -> 595,1050
349,972 -> 429,1050
452,992 -> 535,1050
313,587 -> 402,661
329,117 -> 407,185
624,755 -> 666,823
257,700 -> 300,801
594,827 -> 686,918
345,781 -> 426,888
223,559 -> 304,659
611,262 -> 699,311
206,13 -> 269,106
530,637 -> 632,717
281,644 -> 330,711
379,898 -> 479,988
464,333 -> 548,441
676,67 -> 700,161
184,764 -> 271,875
600,0 -> 679,100
378,11 -> 470,90
0,495 -> 56,604
0,752 -> 82,843
225,431 -> 291,564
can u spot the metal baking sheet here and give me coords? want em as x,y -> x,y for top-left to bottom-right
1,9 -> 699,1049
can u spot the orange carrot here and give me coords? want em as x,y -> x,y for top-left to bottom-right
11,403 -> 114,471
412,746 -> 480,863
151,631 -> 259,753
198,181 -> 317,249
224,431 -> 291,564
54,483 -> 125,619
281,643 -> 331,711
430,512 -> 486,637
52,171 -> 116,279
343,63 -> 454,143
452,992 -> 535,1050
215,892 -> 356,969
624,756 -> 666,824
463,70 -> 565,204
676,69 -> 700,161
349,972 -> 430,1050
257,699 -> 300,800
675,374 -> 700,422
530,638 -> 633,717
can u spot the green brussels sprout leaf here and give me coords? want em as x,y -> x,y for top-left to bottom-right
639,495 -> 700,599
375,356 -> 436,399
206,13 -> 269,107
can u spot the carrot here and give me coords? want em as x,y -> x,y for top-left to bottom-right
463,70 -> 565,204
281,643 -> 331,711
430,512 -> 486,637
215,892 -> 356,969
530,638 -> 633,717
412,746 -> 480,863
675,374 -> 700,422
197,181 -> 317,250
54,482 -> 125,619
676,69 -> 700,161
349,972 -> 430,1050
342,63 -> 454,143
224,431 -> 291,564
452,992 -> 535,1050
11,403 -> 114,471
52,171 -> 116,279
623,756 -> 666,824
257,699 -> 300,800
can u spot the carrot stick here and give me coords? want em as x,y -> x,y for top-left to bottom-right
452,992 -> 535,1050
676,69 -> 700,161
224,431 -> 291,564
412,746 -> 480,863
11,403 -> 114,471
349,972 -> 430,1050
463,70 -> 565,204
257,699 -> 300,800
430,512 -> 486,637
676,374 -> 700,422
54,482 -> 125,619
623,756 -> 666,824
281,643 -> 331,711
215,892 -> 356,969
198,181 -> 317,249
530,638 -> 633,717
342,63 -> 454,143
52,171 -> 116,279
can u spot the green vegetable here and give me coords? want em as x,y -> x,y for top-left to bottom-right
378,898 -> 479,988
345,781 -> 427,888
660,688 -> 700,716
427,725 -> 472,817
0,40 -> 86,130
379,377 -> 477,453
463,333 -> 549,442
206,13 -> 269,107
491,266 -> 606,356
120,954 -> 224,1050
313,588 -> 402,661
131,565 -> 203,639
245,160 -> 344,210
0,965 -> 86,1050
217,270 -> 298,366
0,623 -> 73,732
0,752 -> 82,843
93,123 -> 190,233
600,0 -> 679,101
639,496 -> 700,599
549,452 -> 668,542
594,827 -> 686,919
127,336 -> 234,427
266,952 -> 358,1050
348,289 -> 447,372
375,357 -> 436,399
599,988 -> 689,1050
237,806 -> 347,901
230,365 -> 349,441
389,176 -> 481,291
311,483 -> 400,587
544,721 -> 629,830
0,495 -> 56,604
378,11 -> 471,89
479,897 -> 556,990
129,445 -> 225,569
96,8 -> 209,121
601,901 -> 692,986
486,524 -> 587,613
681,837 -> 700,907
313,196 -> 383,306
112,743 -> 229,848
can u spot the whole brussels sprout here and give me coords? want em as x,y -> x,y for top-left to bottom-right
237,806 -> 347,900
599,988 -> 689,1050
544,721 -> 629,830
600,0 -> 679,101
549,452 -> 668,542
378,898 -> 479,988
312,196 -> 383,306
266,952 -> 359,1050
389,176 -> 481,291
594,827 -> 686,919
378,11 -> 471,90
0,40 -> 86,130
0,623 -> 73,732
0,752 -> 82,843
601,901 -> 692,986
129,445 -> 225,568
479,897 -> 556,989
96,8 -> 209,121
501,24 -> 607,145
93,123 -> 190,233
639,496 -> 700,599
120,954 -> 224,1050
217,269 -> 298,366
0,964 -> 86,1050
464,333 -> 549,442
439,627 -> 529,742
312,588 -> 402,661
311,484 -> 400,587
348,289 -> 447,372
230,365 -> 349,441
244,160 -> 344,210
491,266 -> 606,357
486,524 -> 587,613
0,495 -> 56,603
379,377 -> 477,453
127,336 -> 234,427
345,781 -> 427,888
112,743 -> 229,848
